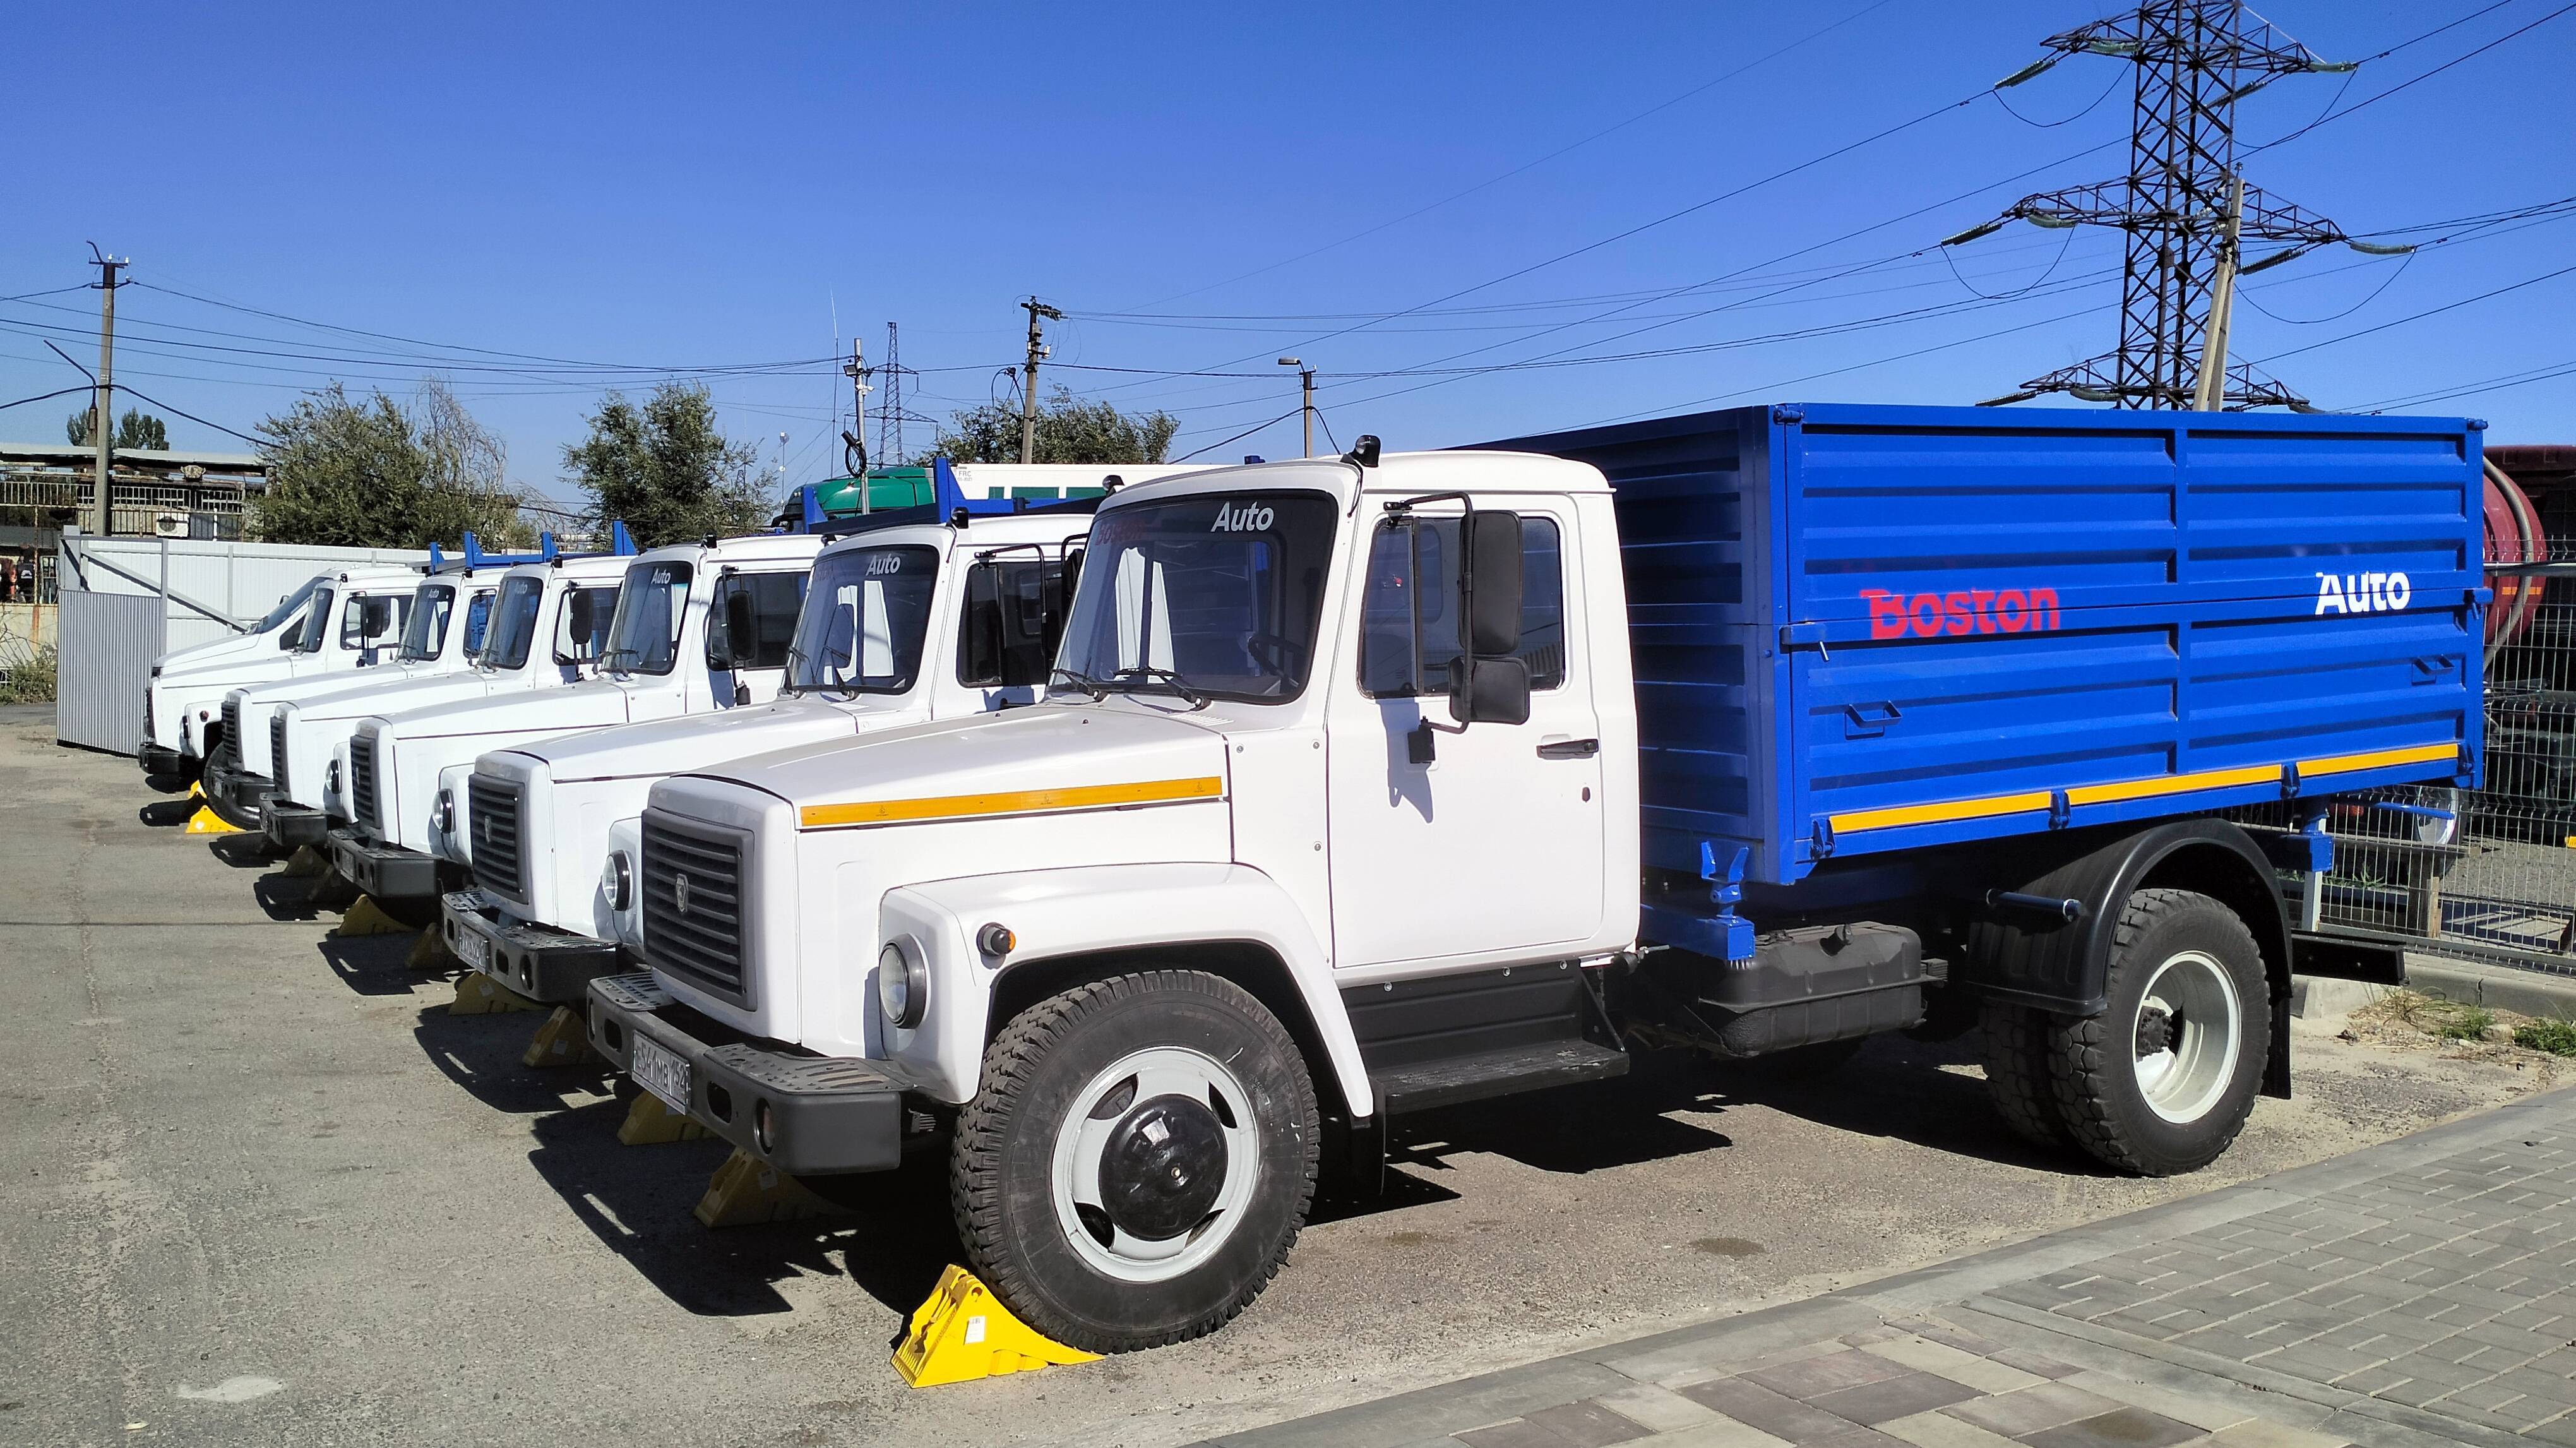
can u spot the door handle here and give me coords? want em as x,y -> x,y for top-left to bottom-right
1537,738 -> 1600,760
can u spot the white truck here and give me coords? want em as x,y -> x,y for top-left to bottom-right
441,503 -> 1106,1005
327,532 -> 825,906
204,566 -> 506,832
256,552 -> 632,854
140,566 -> 418,779
583,408 -> 2485,1354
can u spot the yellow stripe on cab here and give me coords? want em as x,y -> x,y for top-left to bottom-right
798,775 -> 1224,830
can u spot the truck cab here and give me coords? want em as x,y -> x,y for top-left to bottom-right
205,568 -> 505,831
587,408 -> 2483,1356
141,565 -> 420,778
328,532 -> 824,906
443,503 -> 1102,1005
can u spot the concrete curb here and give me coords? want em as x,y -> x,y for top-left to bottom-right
2406,954 -> 2576,1020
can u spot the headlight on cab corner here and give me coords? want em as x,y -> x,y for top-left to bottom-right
878,936 -> 927,1030
326,758 -> 342,795
433,787 -> 456,835
602,851 -> 633,912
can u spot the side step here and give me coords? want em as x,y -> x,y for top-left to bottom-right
1369,1039 -> 1629,1116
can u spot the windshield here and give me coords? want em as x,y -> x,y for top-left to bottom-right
256,578 -> 323,634
295,588 -> 337,653
1056,491 -> 1337,703
785,546 -> 938,695
398,583 -> 456,662
480,576 -> 546,671
602,561 -> 691,675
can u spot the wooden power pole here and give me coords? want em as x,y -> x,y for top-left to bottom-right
1018,297 -> 1061,465
90,248 -> 126,536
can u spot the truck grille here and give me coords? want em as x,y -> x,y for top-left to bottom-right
350,736 -> 381,832
220,698 -> 242,770
640,812 -> 748,1003
270,714 -> 290,799
467,776 -> 525,902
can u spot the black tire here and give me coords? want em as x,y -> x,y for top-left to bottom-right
1981,1003 -> 2070,1148
951,970 -> 1320,1353
2046,888 -> 2268,1177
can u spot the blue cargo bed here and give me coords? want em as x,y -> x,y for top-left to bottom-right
1488,404 -> 2485,887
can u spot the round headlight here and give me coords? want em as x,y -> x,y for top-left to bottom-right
603,851 -> 633,912
878,938 -> 927,1030
326,758 -> 342,794
433,787 -> 455,835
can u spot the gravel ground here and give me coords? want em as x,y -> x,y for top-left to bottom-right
0,705 -> 2560,1448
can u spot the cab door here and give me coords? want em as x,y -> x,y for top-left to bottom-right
702,569 -> 809,709
1323,496 -> 1605,969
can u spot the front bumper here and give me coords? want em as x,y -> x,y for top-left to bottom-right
203,762 -> 277,831
585,972 -> 916,1176
441,891 -> 623,1003
327,825 -> 442,901
263,801 -> 331,851
139,743 -> 187,777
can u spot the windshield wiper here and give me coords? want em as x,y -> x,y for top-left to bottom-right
1049,667 -> 1106,700
1113,666 -> 1208,709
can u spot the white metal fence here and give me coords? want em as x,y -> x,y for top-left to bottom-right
52,534 -> 429,755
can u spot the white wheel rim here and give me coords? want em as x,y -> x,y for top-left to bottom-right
1048,1046 -> 1260,1284
2132,948 -> 2241,1125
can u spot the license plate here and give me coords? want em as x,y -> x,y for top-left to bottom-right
630,1032 -> 690,1114
450,924 -> 491,972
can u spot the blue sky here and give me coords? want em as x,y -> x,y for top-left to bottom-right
3,1 -> 2570,512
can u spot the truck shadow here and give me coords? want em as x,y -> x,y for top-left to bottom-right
522,1098 -> 961,1321
411,1000 -> 619,1115
1378,1041 -> 2109,1182
138,798 -> 196,827
1695,1034 -> 2124,1177
205,836 -> 282,870
316,933 -> 438,997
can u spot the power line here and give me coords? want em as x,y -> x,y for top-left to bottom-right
2354,356 -> 2576,413
2245,0 -> 2576,156
109,384 -> 271,447
2250,257 -> 2576,367
0,385 -> 95,413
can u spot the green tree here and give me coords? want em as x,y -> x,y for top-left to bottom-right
922,386 -> 1179,465
65,407 -> 170,451
249,380 -> 530,547
561,383 -> 771,547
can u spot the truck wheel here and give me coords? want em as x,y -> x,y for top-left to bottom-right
2048,889 -> 2267,1176
1980,1003 -> 2069,1147
951,970 -> 1320,1353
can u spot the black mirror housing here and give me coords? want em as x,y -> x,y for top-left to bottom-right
1449,654 -> 1531,726
1461,510 -> 1524,655
710,586 -> 756,671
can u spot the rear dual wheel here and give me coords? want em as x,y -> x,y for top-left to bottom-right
1981,889 -> 2268,1176
951,970 -> 1320,1353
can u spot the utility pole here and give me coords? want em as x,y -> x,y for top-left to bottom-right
2191,174 -> 2246,411
1279,357 -> 1315,457
1018,297 -> 1061,465
1955,1 -> 2373,410
90,247 -> 126,536
841,338 -> 873,511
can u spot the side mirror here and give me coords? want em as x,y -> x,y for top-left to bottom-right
1460,510 -> 1524,655
556,591 -> 601,665
708,585 -> 757,671
1449,654 -> 1531,726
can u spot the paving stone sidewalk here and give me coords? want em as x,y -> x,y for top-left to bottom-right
1193,1084 -> 2576,1448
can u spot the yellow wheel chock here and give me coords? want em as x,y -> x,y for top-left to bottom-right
183,802 -> 244,835
521,1006 -> 602,1068
277,845 -> 331,878
450,970 -> 543,1015
332,895 -> 410,936
617,1092 -> 708,1146
692,1148 -> 836,1228
894,1264 -> 1100,1387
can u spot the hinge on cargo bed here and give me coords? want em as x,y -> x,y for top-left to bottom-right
1772,405 -> 1805,426
2048,789 -> 2072,830
1808,817 -> 1835,859
1779,621 -> 1829,657
2281,762 -> 2301,799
